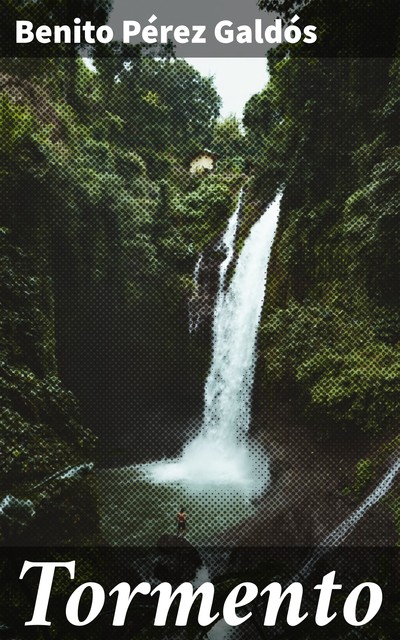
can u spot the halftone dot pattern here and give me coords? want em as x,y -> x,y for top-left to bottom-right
1,48 -> 400,639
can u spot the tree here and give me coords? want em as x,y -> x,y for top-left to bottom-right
94,57 -> 220,161
211,116 -> 246,169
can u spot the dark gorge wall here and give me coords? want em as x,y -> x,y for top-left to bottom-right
1,55 -> 231,470
244,5 -> 400,516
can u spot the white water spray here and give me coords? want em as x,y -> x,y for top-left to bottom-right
146,192 -> 282,492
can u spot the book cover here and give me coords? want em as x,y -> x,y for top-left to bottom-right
1,1 -> 399,637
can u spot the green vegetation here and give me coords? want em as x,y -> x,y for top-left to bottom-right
1,0 -> 400,614
0,78 -> 249,640
241,4 -> 400,451
0,40 -> 241,515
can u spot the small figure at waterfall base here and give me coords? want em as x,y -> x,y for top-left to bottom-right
176,507 -> 187,537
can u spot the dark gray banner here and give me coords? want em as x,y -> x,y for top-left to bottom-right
109,0 -> 282,56
2,0 -> 397,58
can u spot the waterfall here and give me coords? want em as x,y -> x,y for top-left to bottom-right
189,253 -> 203,333
193,253 -> 203,288
189,188 -> 242,333
203,191 -> 280,445
146,192 -> 282,492
215,187 -> 243,295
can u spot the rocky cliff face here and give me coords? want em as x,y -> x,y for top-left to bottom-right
239,9 -> 400,547
1,224 -> 95,486
1,75 -> 98,544
245,29 -> 400,449
188,245 -> 228,335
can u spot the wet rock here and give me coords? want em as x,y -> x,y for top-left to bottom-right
154,534 -> 202,583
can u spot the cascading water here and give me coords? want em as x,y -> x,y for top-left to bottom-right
193,253 -> 203,288
189,187 -> 242,333
215,187 -> 243,295
188,253 -> 203,333
146,192 -> 282,493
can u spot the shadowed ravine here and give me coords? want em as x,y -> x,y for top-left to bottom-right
97,192 -> 281,544
96,191 -> 399,551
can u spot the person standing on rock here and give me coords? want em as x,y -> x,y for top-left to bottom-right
176,507 -> 187,537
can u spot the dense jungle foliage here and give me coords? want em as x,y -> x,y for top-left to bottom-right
1,36 -> 244,497
1,1 -> 400,639
243,1 -> 400,453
